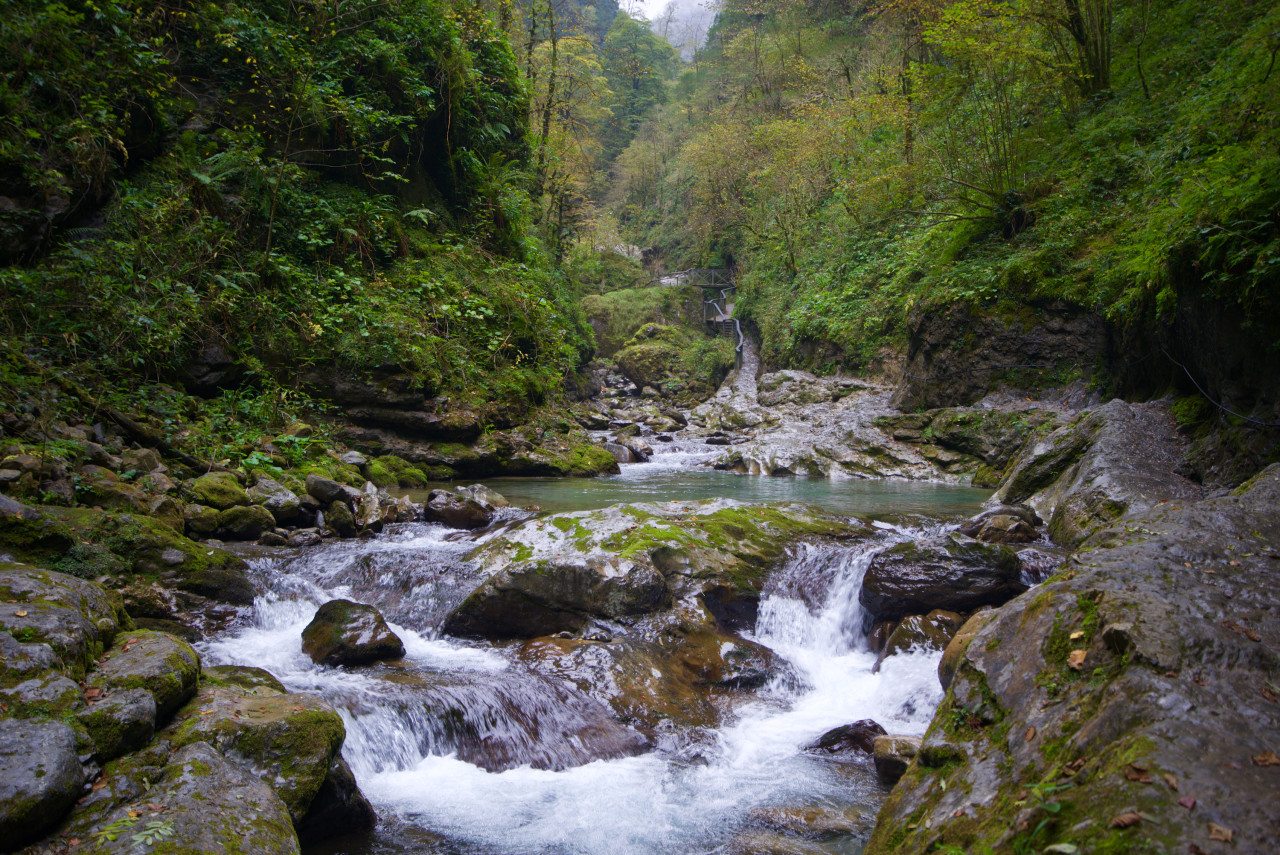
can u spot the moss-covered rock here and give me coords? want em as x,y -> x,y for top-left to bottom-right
863,464 -> 1280,855
0,495 -> 75,560
217,503 -> 276,541
45,507 -> 253,604
445,499 -> 862,640
166,684 -> 346,823
76,686 -> 156,761
0,718 -> 85,849
88,629 -> 200,722
324,499 -> 356,537
248,475 -> 302,524
189,471 -> 250,510
183,502 -> 220,537
0,564 -> 125,678
367,454 -> 428,488
86,741 -> 301,854
301,599 -> 404,667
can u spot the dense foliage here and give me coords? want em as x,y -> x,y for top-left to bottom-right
609,0 -> 1280,375
0,0 -> 591,415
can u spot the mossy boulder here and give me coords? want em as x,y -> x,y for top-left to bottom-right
0,565 -> 125,678
445,499 -> 862,640
423,488 -> 493,530
859,534 -> 1026,623
46,507 -> 253,604
86,741 -> 301,855
873,610 -> 963,672
183,502 -> 220,536
248,475 -> 302,524
937,608 -> 996,690
367,454 -> 428,488
324,499 -> 356,537
167,684 -> 346,823
217,503 -> 276,541
203,664 -> 287,694
189,471 -> 251,510
76,686 -> 156,761
0,718 -> 85,849
0,495 -> 75,560
88,629 -> 200,722
301,599 -> 404,667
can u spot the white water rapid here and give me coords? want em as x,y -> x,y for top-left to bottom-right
202,518 -> 947,855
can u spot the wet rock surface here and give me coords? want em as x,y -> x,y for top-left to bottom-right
444,499 -> 859,640
803,719 -> 887,759
859,534 -> 1027,622
302,599 -> 405,666
0,718 -> 84,849
864,464 -> 1280,854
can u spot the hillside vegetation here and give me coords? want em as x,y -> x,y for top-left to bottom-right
608,0 -> 1280,409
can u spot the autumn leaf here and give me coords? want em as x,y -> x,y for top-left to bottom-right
1207,823 -> 1234,842
1123,763 -> 1153,783
1110,812 -> 1142,828
1163,773 -> 1178,790
1221,620 -> 1261,642
1067,649 -> 1087,670
1178,796 -> 1196,810
1252,751 -> 1280,766
15,609 -> 28,617
1024,725 -> 1036,742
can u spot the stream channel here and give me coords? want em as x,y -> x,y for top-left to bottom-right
203,440 -> 991,855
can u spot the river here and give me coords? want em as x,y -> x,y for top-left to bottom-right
201,441 -> 990,855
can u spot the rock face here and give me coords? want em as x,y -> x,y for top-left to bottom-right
444,500 -> 859,640
872,735 -> 921,786
301,599 -> 405,666
0,718 -> 85,848
864,464 -> 1280,855
992,399 -> 1204,547
891,301 -> 1109,411
859,534 -> 1026,623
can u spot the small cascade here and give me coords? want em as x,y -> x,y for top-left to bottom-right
202,516 -> 951,855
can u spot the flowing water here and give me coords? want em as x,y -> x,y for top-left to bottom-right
203,445 -> 990,855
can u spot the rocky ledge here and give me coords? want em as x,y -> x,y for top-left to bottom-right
864,402 -> 1280,853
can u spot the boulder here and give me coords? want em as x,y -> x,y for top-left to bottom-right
305,474 -> 351,507
168,685 -> 346,823
958,506 -> 1041,543
937,608 -> 996,690
859,534 -> 1026,623
183,502 -> 220,536
88,741 -> 300,854
324,499 -> 356,538
863,465 -> 1280,854
422,489 -> 493,530
872,735 -> 920,785
803,719 -> 887,759
603,442 -> 636,464
295,757 -> 377,845
288,528 -> 324,548
0,494 -> 75,559
0,719 -> 84,849
77,687 -> 157,761
217,503 -> 277,540
88,629 -> 200,722
0,565 -> 125,677
874,610 -> 963,670
301,599 -> 405,667
147,495 -> 185,533
189,471 -> 250,510
454,483 -> 508,508
248,476 -> 302,524
445,500 -> 859,640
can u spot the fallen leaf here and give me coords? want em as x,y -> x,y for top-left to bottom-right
127,810 -> 141,819
1068,649 -> 1087,670
1229,560 -> 1240,567
68,838 -> 81,846
1221,620 -> 1261,642
15,609 -> 28,617
1178,796 -> 1196,810
1184,562 -> 1192,568
1194,677 -> 1209,687
1069,630 -> 1085,640
1163,772 -> 1178,791
1062,758 -> 1088,777
952,809 -> 965,818
1124,763 -> 1153,783
1252,751 -> 1280,767
200,710 -> 214,716
1263,687 -> 1279,703
92,779 -> 108,791
1025,725 -> 1036,742
1207,823 -> 1234,842
146,802 -> 165,812
1111,812 -> 1142,828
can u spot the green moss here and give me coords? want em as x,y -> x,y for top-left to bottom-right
189,472 -> 249,510
368,455 -> 429,488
